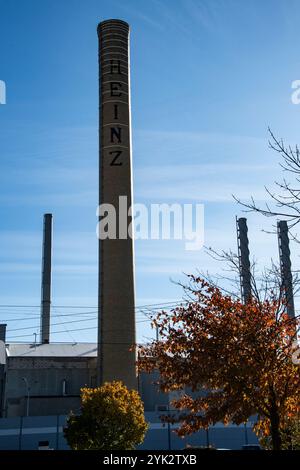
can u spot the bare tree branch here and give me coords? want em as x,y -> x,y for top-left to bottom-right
234,129 -> 300,236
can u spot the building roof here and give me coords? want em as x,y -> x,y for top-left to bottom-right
5,342 -> 97,358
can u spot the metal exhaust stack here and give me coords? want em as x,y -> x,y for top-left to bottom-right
277,220 -> 295,318
40,213 -> 52,344
236,217 -> 251,303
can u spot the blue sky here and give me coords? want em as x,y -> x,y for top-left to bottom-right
1,0 -> 300,343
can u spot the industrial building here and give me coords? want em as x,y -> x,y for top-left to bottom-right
0,325 -> 259,449
0,325 -> 168,419
0,338 -> 97,418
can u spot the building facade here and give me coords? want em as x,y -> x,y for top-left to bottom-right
1,342 -> 97,418
0,331 -> 259,449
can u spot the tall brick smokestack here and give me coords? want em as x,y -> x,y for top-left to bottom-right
97,20 -> 136,389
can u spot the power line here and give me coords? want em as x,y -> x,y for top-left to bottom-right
8,317 -> 98,332
0,311 -> 98,322
0,302 -> 185,323
7,326 -> 99,339
7,312 -> 299,341
54,311 -> 78,344
0,300 -> 185,310
6,315 -> 153,333
7,327 -> 148,340
0,309 -> 176,323
1,301 -> 187,340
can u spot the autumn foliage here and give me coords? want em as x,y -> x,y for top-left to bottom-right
64,381 -> 148,450
138,276 -> 300,450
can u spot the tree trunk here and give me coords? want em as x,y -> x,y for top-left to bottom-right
270,412 -> 282,450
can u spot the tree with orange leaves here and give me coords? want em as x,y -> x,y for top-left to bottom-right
138,276 -> 300,450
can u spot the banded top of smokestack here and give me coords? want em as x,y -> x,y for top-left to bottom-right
97,19 -> 129,35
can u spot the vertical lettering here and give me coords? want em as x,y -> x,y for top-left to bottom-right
110,127 -> 122,143
109,150 -> 123,166
114,104 -> 119,120
110,59 -> 122,74
110,82 -> 122,97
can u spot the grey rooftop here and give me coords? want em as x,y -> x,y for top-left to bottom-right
5,342 -> 97,358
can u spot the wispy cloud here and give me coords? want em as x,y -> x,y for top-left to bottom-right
132,129 -> 280,202
0,262 -> 40,273
183,0 -> 222,33
112,0 -> 165,31
151,0 -> 193,39
134,163 -> 274,202
0,190 -> 96,207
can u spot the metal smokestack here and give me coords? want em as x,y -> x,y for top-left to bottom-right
97,19 -> 137,389
236,217 -> 251,303
0,324 -> 6,343
40,213 -> 52,344
277,220 -> 295,318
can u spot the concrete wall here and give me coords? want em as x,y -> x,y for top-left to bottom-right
0,415 -> 69,450
5,362 -> 169,417
0,414 -> 259,450
139,371 -> 169,412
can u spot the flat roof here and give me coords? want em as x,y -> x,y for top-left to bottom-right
5,342 -> 97,358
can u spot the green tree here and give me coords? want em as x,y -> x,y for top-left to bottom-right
259,416 -> 300,450
64,381 -> 148,450
280,417 -> 300,449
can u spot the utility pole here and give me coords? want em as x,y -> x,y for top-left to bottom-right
21,377 -> 30,417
